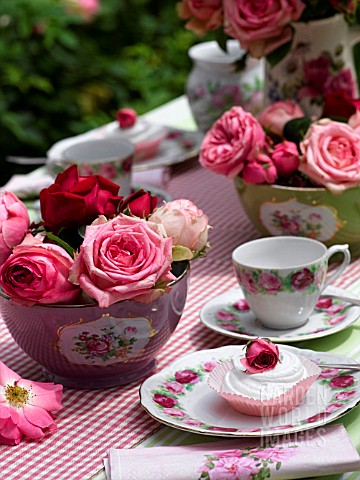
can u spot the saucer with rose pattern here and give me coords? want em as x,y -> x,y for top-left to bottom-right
200,286 -> 360,343
140,345 -> 360,437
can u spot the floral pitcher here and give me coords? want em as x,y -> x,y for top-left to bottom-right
265,14 -> 360,117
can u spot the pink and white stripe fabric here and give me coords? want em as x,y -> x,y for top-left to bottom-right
0,166 -> 358,479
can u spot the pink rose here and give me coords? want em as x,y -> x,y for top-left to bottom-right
233,299 -> 250,311
162,408 -> 186,417
335,390 -> 356,400
325,403 -> 344,413
316,298 -> 333,309
69,214 -> 175,308
174,369 -> 199,384
240,338 -> 280,374
153,394 -> 178,408
148,199 -> 209,256
86,339 -> 111,356
290,268 -> 314,290
299,119 -> 360,193
329,375 -> 354,389
164,382 -> 185,394
0,234 -> 80,306
203,361 -> 217,372
69,0 -> 100,20
216,310 -> 235,321
271,141 -> 300,177
116,108 -> 137,129
224,0 -> 305,58
199,106 -> 265,178
0,192 -> 30,264
177,0 -> 223,36
319,368 -> 340,378
242,152 -> 278,184
237,270 -> 258,294
258,272 -> 282,293
258,100 -> 304,137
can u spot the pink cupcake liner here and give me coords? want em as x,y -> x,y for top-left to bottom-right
208,358 -> 321,417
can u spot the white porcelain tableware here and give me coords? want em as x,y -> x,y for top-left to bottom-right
140,345 -> 360,437
232,237 -> 350,329
199,286 -> 360,343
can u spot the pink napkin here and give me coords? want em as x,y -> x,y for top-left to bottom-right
104,424 -> 360,480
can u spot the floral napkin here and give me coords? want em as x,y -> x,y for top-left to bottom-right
104,424 -> 360,480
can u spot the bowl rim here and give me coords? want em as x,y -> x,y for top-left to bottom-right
0,261 -> 190,309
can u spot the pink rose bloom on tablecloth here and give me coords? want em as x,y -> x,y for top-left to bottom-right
148,199 -> 209,258
199,106 -> 265,178
242,152 -> 278,184
69,214 -> 174,308
258,272 -> 282,293
250,446 -> 297,462
258,100 -> 304,137
299,119 -> 360,193
0,234 -> 80,306
223,0 -> 305,58
0,361 -> 63,445
177,0 -> 223,36
0,192 -> 30,264
271,141 -> 300,177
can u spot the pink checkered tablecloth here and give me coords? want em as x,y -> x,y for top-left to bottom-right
0,165 -> 359,480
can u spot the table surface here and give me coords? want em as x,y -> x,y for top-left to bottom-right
1,97 -> 359,480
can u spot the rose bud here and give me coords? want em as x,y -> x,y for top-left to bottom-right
271,140 -> 300,178
120,190 -> 158,218
116,108 -> 137,129
242,153 -> 278,184
240,338 -> 280,374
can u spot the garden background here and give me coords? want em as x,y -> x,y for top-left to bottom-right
0,0 -> 205,185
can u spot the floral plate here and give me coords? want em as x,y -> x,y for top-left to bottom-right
200,286 -> 360,343
140,345 -> 360,437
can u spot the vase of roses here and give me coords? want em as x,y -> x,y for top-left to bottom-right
199,97 -> 360,256
0,166 -> 210,388
178,0 -> 360,117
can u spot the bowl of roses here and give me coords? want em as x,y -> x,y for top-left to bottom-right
199,95 -> 360,256
0,165 -> 210,389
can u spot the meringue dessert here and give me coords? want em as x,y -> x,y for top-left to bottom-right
208,339 -> 320,417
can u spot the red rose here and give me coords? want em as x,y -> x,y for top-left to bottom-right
174,369 -> 199,384
40,165 -> 123,232
116,108 -> 137,129
329,375 -> 354,389
153,394 -> 178,408
120,190 -> 158,218
240,338 -> 280,374
290,268 -> 314,290
321,91 -> 358,120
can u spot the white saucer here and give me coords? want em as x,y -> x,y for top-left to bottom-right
140,345 -> 360,437
200,286 -> 360,343
47,123 -> 203,172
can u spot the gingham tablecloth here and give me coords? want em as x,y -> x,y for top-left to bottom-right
1,166 -> 360,479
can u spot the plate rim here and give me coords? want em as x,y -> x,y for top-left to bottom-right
199,285 -> 360,343
140,344 -> 360,438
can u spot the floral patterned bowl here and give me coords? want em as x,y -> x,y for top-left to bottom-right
234,178 -> 360,257
0,262 -> 189,389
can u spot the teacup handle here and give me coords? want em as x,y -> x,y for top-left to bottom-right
323,244 -> 351,290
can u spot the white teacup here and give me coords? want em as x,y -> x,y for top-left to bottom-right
48,139 -> 134,197
232,237 -> 351,329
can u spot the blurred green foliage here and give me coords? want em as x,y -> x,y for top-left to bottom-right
0,0 -> 196,183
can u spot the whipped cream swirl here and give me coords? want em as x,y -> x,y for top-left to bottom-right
223,350 -> 307,400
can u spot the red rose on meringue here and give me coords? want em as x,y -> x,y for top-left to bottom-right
240,338 -> 280,374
